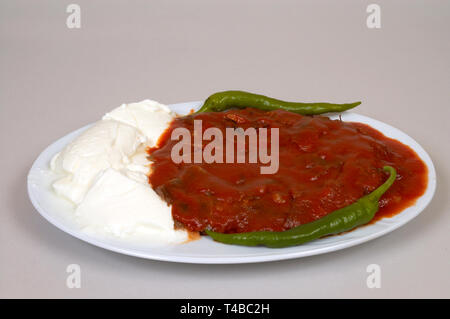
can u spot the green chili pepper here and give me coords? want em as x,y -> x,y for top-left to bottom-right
196,90 -> 361,115
206,166 -> 397,248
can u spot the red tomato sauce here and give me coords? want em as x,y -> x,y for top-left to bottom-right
148,108 -> 428,233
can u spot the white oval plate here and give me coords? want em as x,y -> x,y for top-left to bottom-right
27,101 -> 436,264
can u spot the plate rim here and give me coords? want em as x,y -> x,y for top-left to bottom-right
27,102 -> 437,264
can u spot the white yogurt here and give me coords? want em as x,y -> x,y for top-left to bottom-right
50,100 -> 189,244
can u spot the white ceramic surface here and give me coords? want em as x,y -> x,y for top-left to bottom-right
27,101 -> 436,264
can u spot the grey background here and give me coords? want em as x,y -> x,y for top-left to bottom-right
1,0 -> 449,298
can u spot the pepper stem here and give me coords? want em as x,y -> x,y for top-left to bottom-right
366,166 -> 397,202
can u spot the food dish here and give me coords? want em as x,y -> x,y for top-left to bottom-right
27,94 -> 436,263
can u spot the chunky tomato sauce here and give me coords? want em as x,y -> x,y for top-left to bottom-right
148,108 -> 428,233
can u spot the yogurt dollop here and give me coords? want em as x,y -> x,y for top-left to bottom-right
50,100 -> 189,244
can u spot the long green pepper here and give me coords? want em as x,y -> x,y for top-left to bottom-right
206,166 -> 396,248
196,90 -> 361,115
